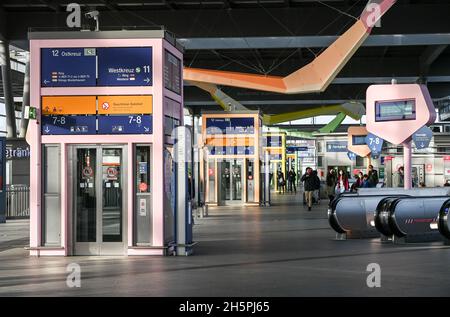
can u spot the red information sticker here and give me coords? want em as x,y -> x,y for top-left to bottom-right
139,182 -> 148,192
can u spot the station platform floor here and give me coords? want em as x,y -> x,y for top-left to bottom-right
1,192 -> 450,296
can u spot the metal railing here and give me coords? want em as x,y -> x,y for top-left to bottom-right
6,184 -> 30,219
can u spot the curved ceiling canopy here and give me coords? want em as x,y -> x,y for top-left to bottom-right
184,0 -> 397,94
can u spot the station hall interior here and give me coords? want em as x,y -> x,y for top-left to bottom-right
1,0 -> 450,297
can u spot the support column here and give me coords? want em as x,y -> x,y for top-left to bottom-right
263,150 -> 271,206
193,115 -> 201,207
0,41 -> 17,138
19,60 -> 30,138
403,139 -> 412,190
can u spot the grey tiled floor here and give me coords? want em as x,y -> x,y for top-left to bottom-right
1,193 -> 450,296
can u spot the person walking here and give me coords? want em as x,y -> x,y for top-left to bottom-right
325,168 -> 337,202
287,168 -> 297,194
336,169 -> 349,194
301,167 -> 316,211
368,165 -> 379,188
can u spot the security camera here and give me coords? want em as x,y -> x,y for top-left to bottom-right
85,10 -> 99,19
85,10 -> 100,31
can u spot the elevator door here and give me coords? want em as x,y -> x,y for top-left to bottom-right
219,159 -> 243,204
73,146 -> 127,255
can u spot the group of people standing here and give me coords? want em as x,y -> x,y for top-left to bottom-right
277,168 -> 298,194
300,167 -> 321,211
325,165 -> 379,202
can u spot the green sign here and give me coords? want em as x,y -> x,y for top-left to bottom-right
379,167 -> 385,179
25,106 -> 37,120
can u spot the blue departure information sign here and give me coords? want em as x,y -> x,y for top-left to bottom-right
208,146 -> 254,155
41,115 -> 96,135
265,136 -> 282,147
98,115 -> 152,134
347,151 -> 357,160
412,125 -> 433,149
97,47 -> 152,86
365,133 -> 384,156
41,48 -> 97,87
206,117 -> 255,134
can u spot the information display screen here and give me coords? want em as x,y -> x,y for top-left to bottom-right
352,135 -> 367,146
164,50 -> 182,95
206,117 -> 255,134
375,99 -> 416,122
265,136 -> 282,147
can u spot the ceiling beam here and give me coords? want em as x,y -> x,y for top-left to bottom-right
420,45 -> 448,77
163,0 -> 177,10
179,33 -> 450,50
38,0 -> 60,11
5,4 -> 450,42
184,99 -> 366,106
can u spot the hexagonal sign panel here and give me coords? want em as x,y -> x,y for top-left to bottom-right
347,126 -> 371,157
366,84 -> 436,145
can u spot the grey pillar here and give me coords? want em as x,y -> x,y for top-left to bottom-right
0,41 -> 17,138
176,127 -> 194,256
264,150 -> 271,206
193,115 -> 201,207
19,60 -> 30,138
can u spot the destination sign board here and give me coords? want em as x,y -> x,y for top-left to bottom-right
41,115 -> 96,135
412,125 -> 433,149
326,141 -> 347,152
97,115 -> 152,134
41,48 -> 97,87
206,117 -> 255,134
265,135 -> 282,147
208,146 -> 254,155
97,47 -> 152,86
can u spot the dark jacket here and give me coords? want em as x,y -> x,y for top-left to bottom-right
312,171 -> 321,190
368,170 -> 379,187
288,170 -> 296,182
326,172 -> 337,187
301,173 -> 316,191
